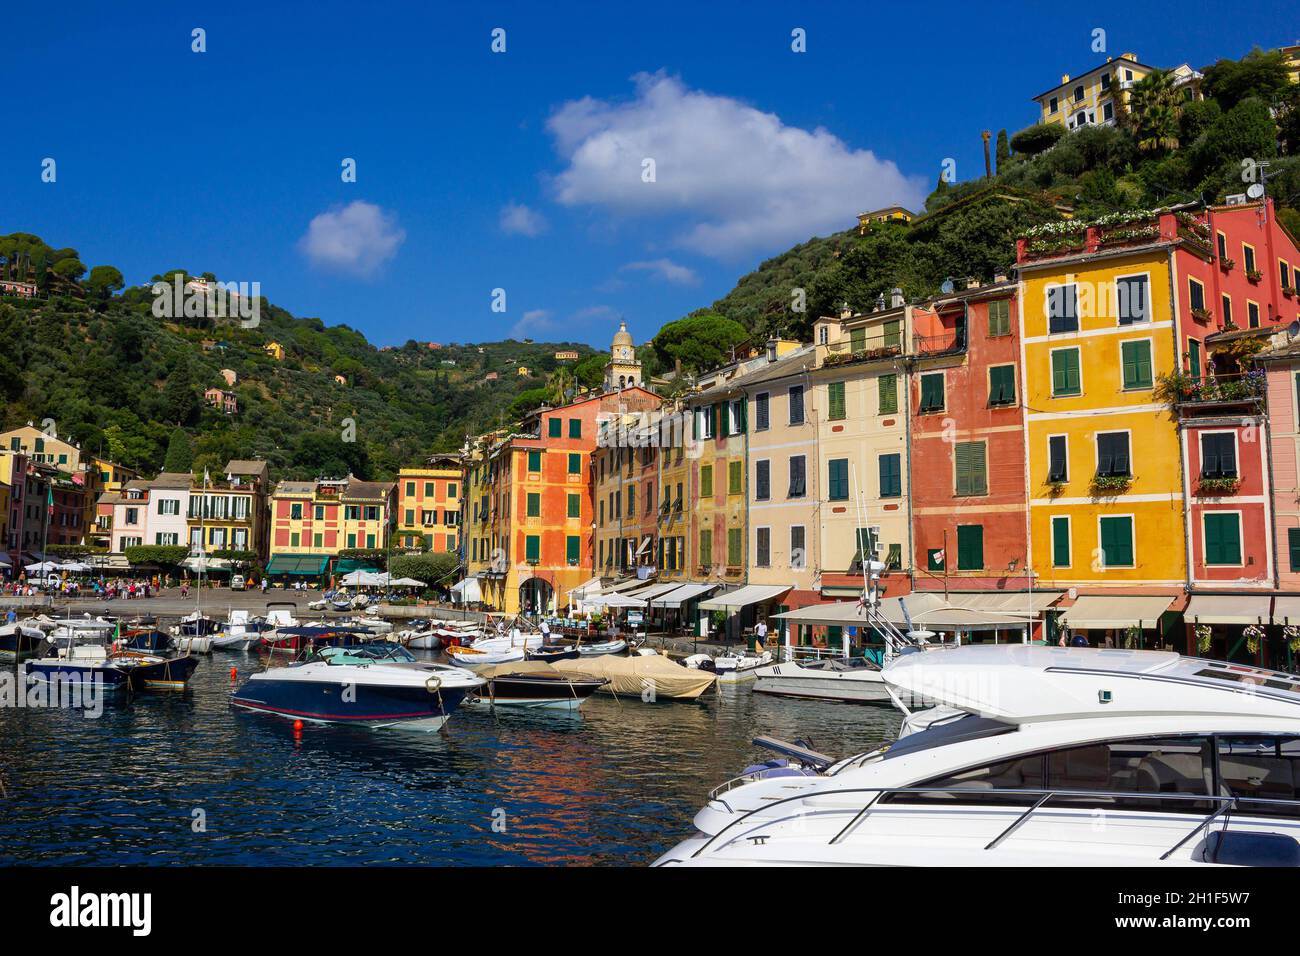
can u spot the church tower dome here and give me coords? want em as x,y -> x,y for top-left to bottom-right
604,320 -> 642,391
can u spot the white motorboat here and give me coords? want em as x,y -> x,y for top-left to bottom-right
231,643 -> 484,731
0,621 -> 49,662
656,645 -> 1300,867
445,644 -> 526,667
685,649 -> 774,683
751,655 -> 889,702
212,609 -> 271,650
576,639 -> 626,656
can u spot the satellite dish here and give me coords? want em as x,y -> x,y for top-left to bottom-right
1247,183 -> 1265,200
940,278 -> 955,294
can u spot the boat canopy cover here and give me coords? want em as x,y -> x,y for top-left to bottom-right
265,554 -> 330,576
1185,593 -> 1271,626
553,653 -> 716,699
476,660 -> 563,679
699,584 -> 791,611
650,583 -> 718,608
1058,594 -> 1174,630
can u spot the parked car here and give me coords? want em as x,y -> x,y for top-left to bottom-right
230,574 -> 246,591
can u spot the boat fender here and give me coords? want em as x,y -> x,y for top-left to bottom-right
425,675 -> 443,694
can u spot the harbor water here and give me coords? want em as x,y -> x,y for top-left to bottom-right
0,652 -> 901,865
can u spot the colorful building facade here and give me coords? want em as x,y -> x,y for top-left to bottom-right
396,455 -> 462,553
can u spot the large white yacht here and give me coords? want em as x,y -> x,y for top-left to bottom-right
654,645 -> 1300,866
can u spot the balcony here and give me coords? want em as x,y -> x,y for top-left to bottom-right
820,332 -> 904,367
1018,210 -> 1211,264
1158,370 -> 1266,413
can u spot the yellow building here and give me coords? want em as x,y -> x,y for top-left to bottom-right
264,341 -> 285,361
1018,224 -> 1188,592
1032,53 -> 1186,130
0,424 -> 83,471
857,206 -> 914,234
396,455 -> 462,553
187,460 -> 271,559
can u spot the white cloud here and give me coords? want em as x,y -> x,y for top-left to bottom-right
298,201 -> 406,278
547,72 -> 926,258
511,308 -> 554,338
499,202 -> 548,237
620,258 -> 700,286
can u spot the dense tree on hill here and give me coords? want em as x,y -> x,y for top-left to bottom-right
1202,49 -> 1293,111
162,427 -> 194,472
1127,70 -> 1182,153
995,129 -> 1010,172
651,313 -> 750,376
1009,122 -> 1064,155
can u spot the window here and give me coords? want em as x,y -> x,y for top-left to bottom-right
1116,275 -> 1149,324
886,543 -> 902,570
954,441 -> 988,496
1120,340 -> 1153,390
827,381 -> 846,420
627,485 -> 635,514
567,453 -> 581,474
290,503 -> 303,520
756,527 -> 771,567
1248,301 -> 1260,328
1050,348 -> 1081,396
1098,515 -> 1134,567
700,464 -> 713,497
405,481 -> 416,496
1189,277 -> 1206,314
988,365 -> 1016,406
827,458 -> 849,501
1220,294 -> 1232,327
878,454 -> 901,498
727,399 -> 745,435
918,372 -> 944,412
1217,737 -> 1300,816
1102,101 -> 1113,122
1204,513 -> 1242,565
313,532 -> 323,549
566,535 -> 581,566
788,385 -> 805,425
790,526 -> 806,568
883,319 -> 902,349
1217,232 -> 1228,260
1188,338 -> 1202,380
727,527 -> 742,566
694,406 -> 714,439
728,460 -> 742,495
567,493 -> 580,518
927,549 -> 945,571
525,535 -> 540,563
984,298 -> 1011,337
1073,84 -> 1084,101
157,498 -> 180,516
878,374 -> 898,414
1200,433 -> 1237,478
755,460 -> 770,501
405,508 -> 415,525
699,529 -> 713,567
1282,261 -> 1292,290
425,482 -> 435,497
956,525 -> 983,570
1048,435 -> 1068,483
528,450 -> 542,472
1048,95 -> 1058,113
788,456 -> 806,498
755,393 -> 770,431
1096,432 -> 1131,477
1243,244 -> 1256,274
1047,283 -> 1079,333
1290,529 -> 1300,572
569,418 -> 581,439
1051,516 -> 1071,567
850,327 -> 866,353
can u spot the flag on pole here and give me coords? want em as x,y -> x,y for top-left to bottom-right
47,486 -> 54,517
932,549 -> 945,566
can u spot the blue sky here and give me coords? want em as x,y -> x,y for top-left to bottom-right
4,1 -> 1296,349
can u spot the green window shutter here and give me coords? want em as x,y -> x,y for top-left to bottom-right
1051,349 -> 1080,396
989,365 -> 1015,405
1189,339 -> 1202,380
828,381 -> 846,420
879,454 -> 901,497
884,319 -> 902,349
712,403 -> 721,438
1051,516 -> 1070,567
1290,528 -> 1300,572
954,441 -> 987,496
878,374 -> 897,414
988,299 -> 1010,336
727,527 -> 742,565
828,459 -> 849,500
568,452 -> 581,474
567,493 -> 580,518
525,535 -> 540,563
850,328 -> 866,352
1121,340 -> 1153,389
700,464 -> 713,497
699,529 -> 712,566
566,535 -> 580,565
728,460 -> 742,494
927,549 -> 945,571
920,373 -> 944,411
548,418 -> 562,438
956,525 -> 983,570
1099,516 -> 1134,566
1204,513 -> 1241,565
569,419 -> 581,439
528,450 -> 542,471
692,408 -> 699,440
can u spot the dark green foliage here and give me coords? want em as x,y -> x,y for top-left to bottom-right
1202,48 -> 1293,111
651,312 -> 750,376
162,427 -> 194,472
1010,122 -> 1065,155
123,544 -> 190,568
995,129 -> 1010,172
388,551 -> 460,585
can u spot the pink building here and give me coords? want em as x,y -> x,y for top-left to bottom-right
204,388 -> 238,414
1261,344 -> 1300,593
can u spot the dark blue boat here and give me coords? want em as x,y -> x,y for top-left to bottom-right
0,623 -> 48,663
120,629 -> 177,653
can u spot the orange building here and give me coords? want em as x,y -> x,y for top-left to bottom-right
266,475 -> 395,581
396,454 -> 462,553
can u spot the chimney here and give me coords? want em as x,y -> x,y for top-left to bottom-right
890,288 -> 905,309
1121,52 -> 1137,62
993,272 -> 1008,284
839,302 -> 853,320
1061,73 -> 1071,84
966,277 -> 981,290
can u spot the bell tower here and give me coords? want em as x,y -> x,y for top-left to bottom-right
603,320 -> 642,391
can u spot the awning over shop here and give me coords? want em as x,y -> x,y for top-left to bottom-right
623,581 -> 680,602
335,558 -> 380,575
604,578 -> 650,594
1185,593 -> 1272,626
650,583 -> 718,608
450,577 -> 482,603
266,553 -> 330,576
1058,594 -> 1174,631
945,591 -> 1065,616
569,576 -> 604,601
699,584 -> 792,611
774,594 -> 1030,631
583,592 -> 647,609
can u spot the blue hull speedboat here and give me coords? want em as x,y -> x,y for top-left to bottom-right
27,657 -> 132,692
0,623 -> 48,663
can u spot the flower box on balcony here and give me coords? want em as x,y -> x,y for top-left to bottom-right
1046,479 -> 1067,497
1284,285 -> 1296,298
1197,476 -> 1240,496
1219,257 -> 1235,271
1090,475 -> 1132,496
1246,269 -> 1263,283
1191,307 -> 1213,323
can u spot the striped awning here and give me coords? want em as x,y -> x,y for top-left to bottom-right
650,583 -> 718,608
1058,595 -> 1174,630
265,554 -> 330,576
699,584 -> 792,611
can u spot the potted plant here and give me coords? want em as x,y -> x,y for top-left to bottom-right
1244,624 -> 1264,656
1046,478 -> 1067,497
1191,306 -> 1214,322
1219,256 -> 1235,271
1195,623 -> 1212,655
1246,268 -> 1263,283
1197,476 -> 1240,495
1285,624 -> 1300,655
1090,474 -> 1132,495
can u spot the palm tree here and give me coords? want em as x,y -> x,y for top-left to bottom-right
1127,70 -> 1181,153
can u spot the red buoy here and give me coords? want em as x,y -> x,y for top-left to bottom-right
229,666 -> 238,681
293,720 -> 304,732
